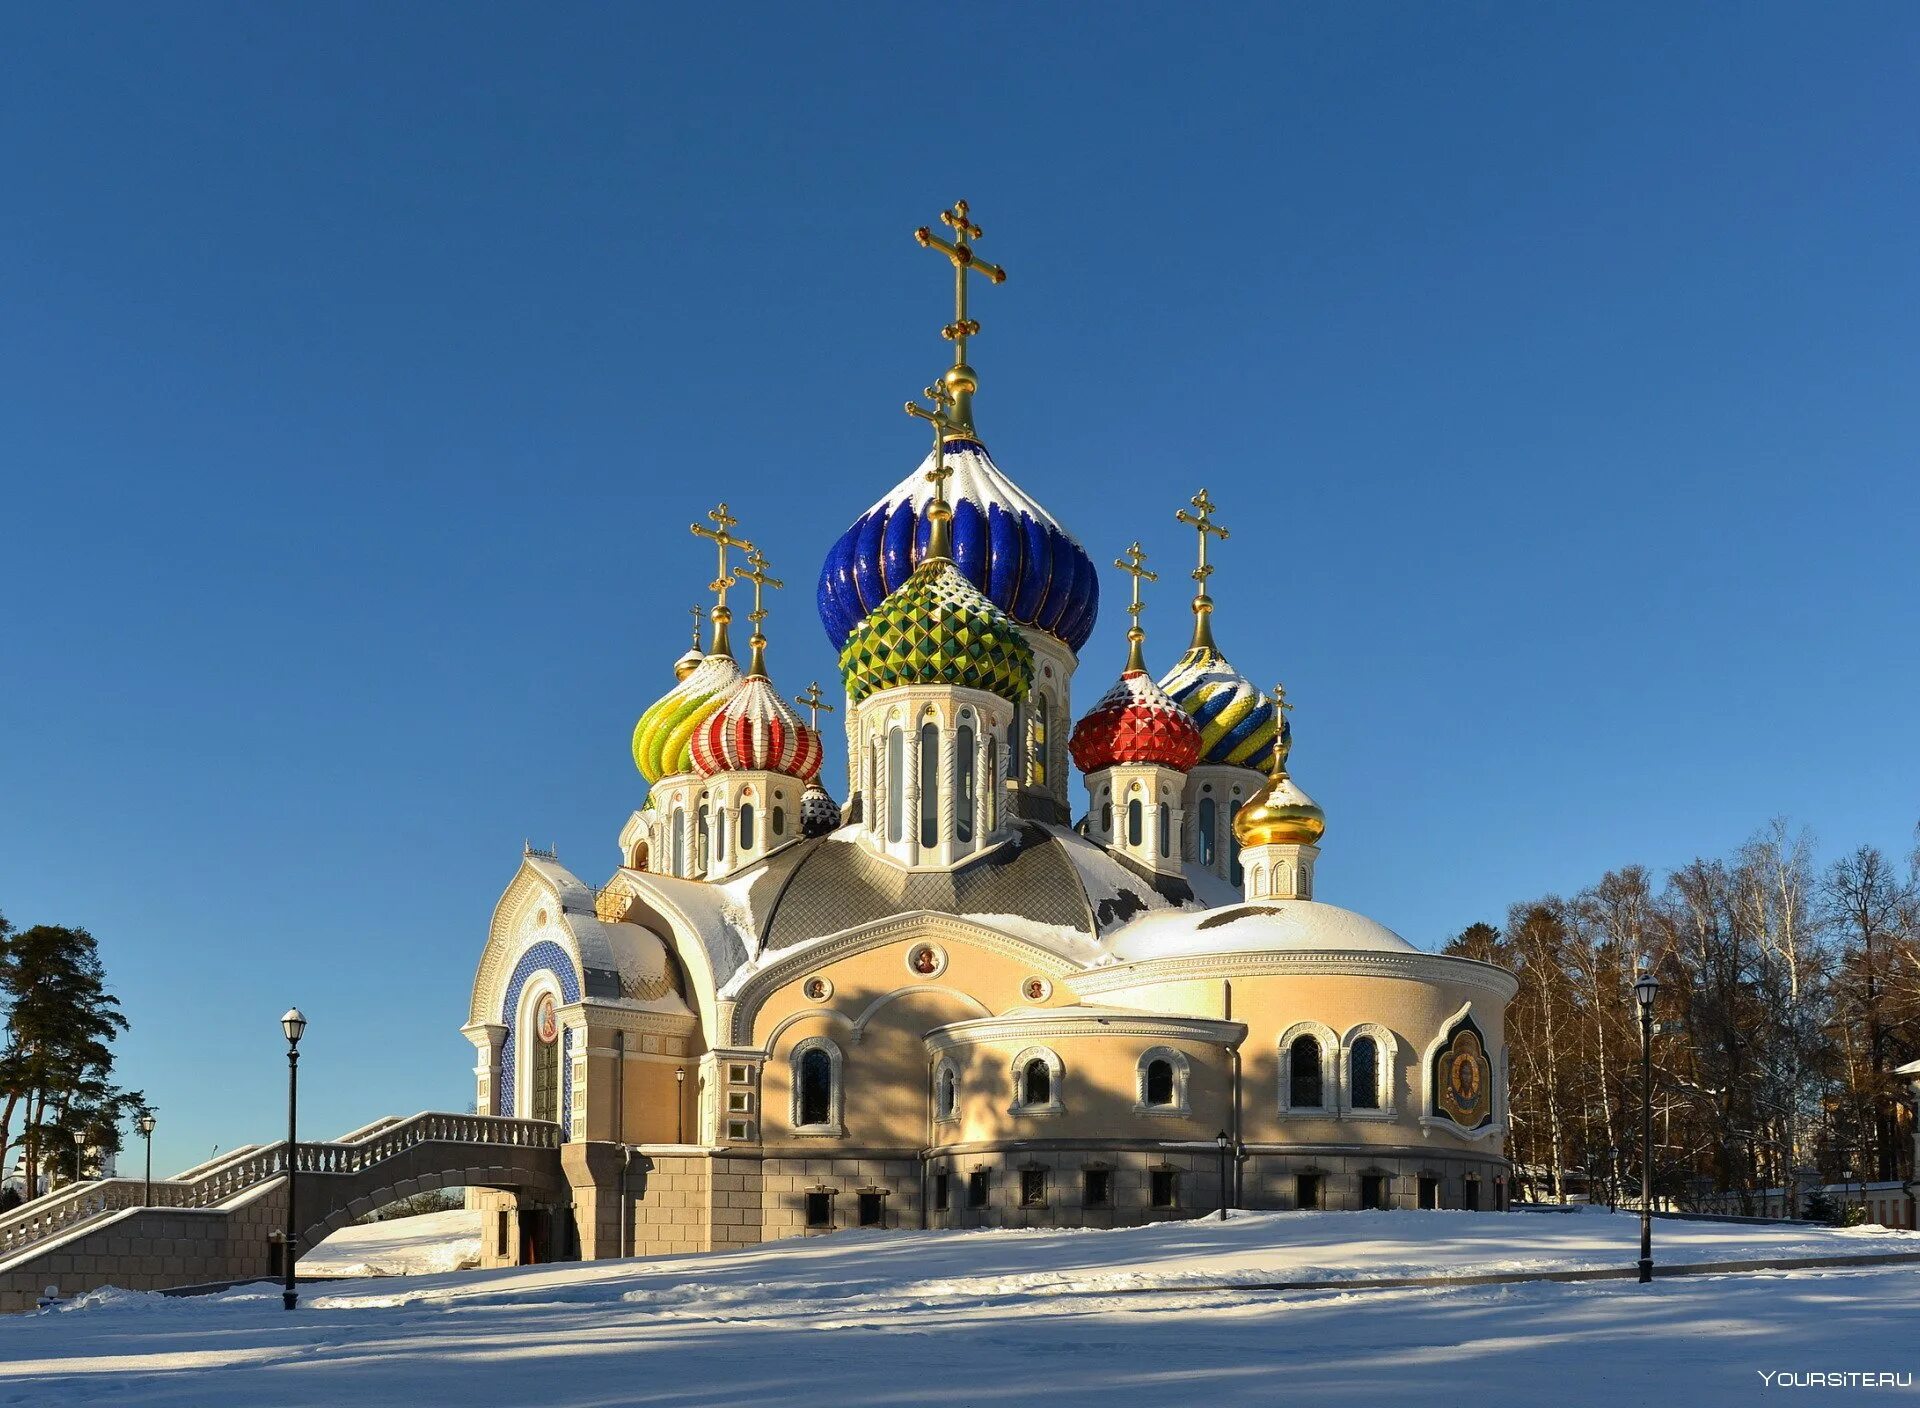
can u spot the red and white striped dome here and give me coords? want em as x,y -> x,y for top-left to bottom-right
690,674 -> 825,782
1069,670 -> 1203,774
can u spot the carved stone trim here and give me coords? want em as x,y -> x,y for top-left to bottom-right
1070,948 -> 1520,1000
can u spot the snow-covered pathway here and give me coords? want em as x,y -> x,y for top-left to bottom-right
6,1210 -> 1916,1406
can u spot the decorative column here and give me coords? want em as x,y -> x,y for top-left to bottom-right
462,1023 -> 508,1117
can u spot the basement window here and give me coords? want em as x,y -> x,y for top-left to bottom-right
805,1191 -> 833,1230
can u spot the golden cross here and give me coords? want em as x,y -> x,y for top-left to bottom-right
1114,541 -> 1157,622
689,604 -> 706,652
732,547 -> 784,631
793,681 -> 837,729
690,502 -> 755,657
1175,489 -> 1230,588
1270,683 -> 1295,773
915,200 -> 1006,367
1115,541 -> 1158,673
906,382 -> 958,503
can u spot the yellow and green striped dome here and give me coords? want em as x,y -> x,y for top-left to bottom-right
632,653 -> 744,783
839,557 -> 1034,706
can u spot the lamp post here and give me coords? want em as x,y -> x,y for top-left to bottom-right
676,1067 -> 686,1144
1633,959 -> 1659,1284
137,1112 -> 156,1207
1608,1145 -> 1620,1212
1841,1165 -> 1856,1223
280,1008 -> 306,1312
1215,1130 -> 1231,1221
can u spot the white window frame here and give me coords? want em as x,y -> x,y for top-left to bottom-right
1008,1045 -> 1065,1117
1339,1022 -> 1399,1120
788,1035 -> 846,1138
1134,1045 -> 1192,1116
1277,1020 -> 1340,1116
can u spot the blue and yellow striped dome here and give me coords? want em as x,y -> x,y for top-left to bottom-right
1157,646 -> 1277,769
817,439 -> 1099,654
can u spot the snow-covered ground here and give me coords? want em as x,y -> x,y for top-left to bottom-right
5,1209 -> 1917,1406
298,1208 -> 481,1279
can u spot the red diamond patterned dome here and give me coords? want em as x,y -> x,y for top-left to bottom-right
1069,670 -> 1203,774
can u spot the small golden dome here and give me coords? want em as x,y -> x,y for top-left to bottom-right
1233,771 -> 1326,848
672,648 -> 703,682
1232,681 -> 1325,848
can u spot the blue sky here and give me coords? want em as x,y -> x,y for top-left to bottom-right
3,4 -> 1915,1175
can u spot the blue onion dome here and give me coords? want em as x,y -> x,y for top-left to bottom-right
839,552 -> 1036,706
1158,645 -> 1278,769
817,439 -> 1100,654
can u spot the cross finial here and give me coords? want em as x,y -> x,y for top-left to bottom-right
1174,488 -> 1231,654
906,381 -> 959,561
913,199 -> 1007,437
1114,541 -> 1158,673
689,604 -> 707,652
690,502 -> 755,659
731,546 -> 785,677
1269,682 -> 1295,775
793,681 -> 837,730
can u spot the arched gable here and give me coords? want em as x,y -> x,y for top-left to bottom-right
469,857 -> 604,1027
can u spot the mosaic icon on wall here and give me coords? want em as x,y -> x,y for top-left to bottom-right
1432,1014 -> 1491,1129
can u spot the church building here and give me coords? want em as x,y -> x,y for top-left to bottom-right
465,203 -> 1518,1263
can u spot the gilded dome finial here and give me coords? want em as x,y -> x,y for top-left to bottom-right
913,199 -> 1006,439
1114,541 -> 1158,674
731,546 -> 784,679
1269,682 -> 1294,776
1233,681 -> 1325,849
690,501 -> 755,660
1174,488 -> 1229,655
675,605 -> 708,680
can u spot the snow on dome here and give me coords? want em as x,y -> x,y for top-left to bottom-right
1069,670 -> 1203,774
632,653 -> 744,784
1103,900 -> 1418,964
816,438 -> 1100,653
690,674 -> 824,781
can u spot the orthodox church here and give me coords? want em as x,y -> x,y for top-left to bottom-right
465,203 -> 1517,1262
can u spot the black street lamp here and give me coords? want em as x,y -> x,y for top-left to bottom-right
137,1112 -> 156,1207
676,1067 -> 686,1144
280,1007 -> 307,1312
1608,1145 -> 1620,1213
1215,1130 -> 1231,1221
1633,959 -> 1659,1284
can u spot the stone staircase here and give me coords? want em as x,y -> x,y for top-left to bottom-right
0,1112 -> 565,1312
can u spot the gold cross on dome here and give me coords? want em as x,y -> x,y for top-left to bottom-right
793,681 -> 837,729
690,502 -> 754,608
688,604 -> 707,651
905,380 -> 960,502
1175,489 -> 1230,588
1114,541 -> 1158,622
914,200 -> 1006,366
732,547 -> 784,631
1270,683 -> 1295,773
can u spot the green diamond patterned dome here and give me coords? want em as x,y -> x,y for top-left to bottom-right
839,557 -> 1035,706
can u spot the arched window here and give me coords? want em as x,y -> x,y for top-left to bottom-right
956,722 -> 976,844
791,1038 -> 843,1132
1289,1033 -> 1323,1109
1009,1047 -> 1063,1115
1197,797 -> 1217,867
527,992 -> 561,1124
1101,802 -> 1113,835
1350,1036 -> 1380,1110
1022,1058 -> 1050,1107
936,1064 -> 958,1120
1228,798 -> 1243,885
1144,1059 -> 1173,1106
671,808 -> 686,876
1135,1046 -> 1191,1114
715,808 -> 727,862
738,803 -> 755,852
984,737 -> 998,831
1126,798 -> 1143,846
771,805 -> 785,837
1158,802 -> 1171,856
696,804 -> 711,872
919,721 -> 940,848
886,727 -> 904,843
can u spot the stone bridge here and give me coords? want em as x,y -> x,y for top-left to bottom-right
0,1112 -> 565,1312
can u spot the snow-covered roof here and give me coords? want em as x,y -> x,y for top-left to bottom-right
1101,900 -> 1419,964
